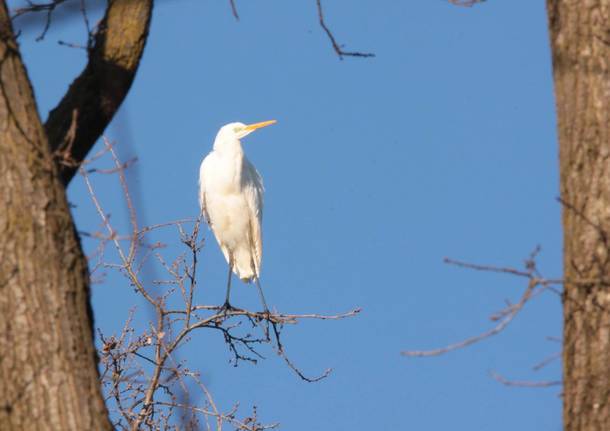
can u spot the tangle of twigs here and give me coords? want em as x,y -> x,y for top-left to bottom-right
81,138 -> 359,430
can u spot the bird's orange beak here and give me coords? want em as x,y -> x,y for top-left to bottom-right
244,120 -> 277,132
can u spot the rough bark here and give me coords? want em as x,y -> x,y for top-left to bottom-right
547,1 -> 610,430
0,3 -> 112,430
45,0 -> 153,185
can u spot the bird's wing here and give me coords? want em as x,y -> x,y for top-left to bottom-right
242,158 -> 264,277
198,155 -> 212,225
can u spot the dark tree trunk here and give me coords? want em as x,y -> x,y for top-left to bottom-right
45,0 -> 154,185
0,3 -> 113,430
547,1 -> 610,430
0,0 -> 153,427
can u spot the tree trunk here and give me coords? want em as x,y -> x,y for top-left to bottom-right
0,3 -> 112,429
547,1 -> 610,430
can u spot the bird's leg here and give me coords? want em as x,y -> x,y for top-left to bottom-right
254,277 -> 271,340
221,262 -> 234,313
254,277 -> 269,313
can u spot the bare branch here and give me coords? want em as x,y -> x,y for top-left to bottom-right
532,351 -> 561,371
447,0 -> 487,7
169,306 -> 361,323
489,371 -> 561,388
228,0 -> 239,20
402,249 -> 558,357
315,0 -> 374,59
79,155 -> 157,307
402,278 -> 538,357
12,0 -> 69,40
271,319 -> 331,383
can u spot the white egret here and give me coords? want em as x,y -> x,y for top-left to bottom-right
199,120 -> 276,310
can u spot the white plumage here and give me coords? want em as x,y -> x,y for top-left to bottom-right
199,121 -> 275,301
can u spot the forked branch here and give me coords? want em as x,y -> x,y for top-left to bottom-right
402,248 -> 560,357
315,0 -> 374,59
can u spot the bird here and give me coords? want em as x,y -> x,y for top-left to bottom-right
198,120 -> 276,311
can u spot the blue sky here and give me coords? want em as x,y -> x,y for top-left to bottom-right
15,0 -> 562,429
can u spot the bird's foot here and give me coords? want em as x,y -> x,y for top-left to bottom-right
217,301 -> 236,320
258,309 -> 271,341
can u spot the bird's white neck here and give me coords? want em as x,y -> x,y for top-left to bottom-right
209,136 -> 245,189
213,136 -> 244,156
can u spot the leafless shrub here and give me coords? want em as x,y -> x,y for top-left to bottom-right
79,139 -> 360,430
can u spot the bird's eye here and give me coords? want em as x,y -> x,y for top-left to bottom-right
233,127 -> 241,133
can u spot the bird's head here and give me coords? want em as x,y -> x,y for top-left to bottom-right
216,120 -> 277,142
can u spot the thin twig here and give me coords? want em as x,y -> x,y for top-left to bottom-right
12,0 -> 69,41
447,0 -> 486,6
403,249 -> 557,357
80,166 -> 157,306
228,0 -> 239,20
402,280 -> 537,357
490,371 -> 561,388
315,0 -> 374,59
532,351 -> 561,372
